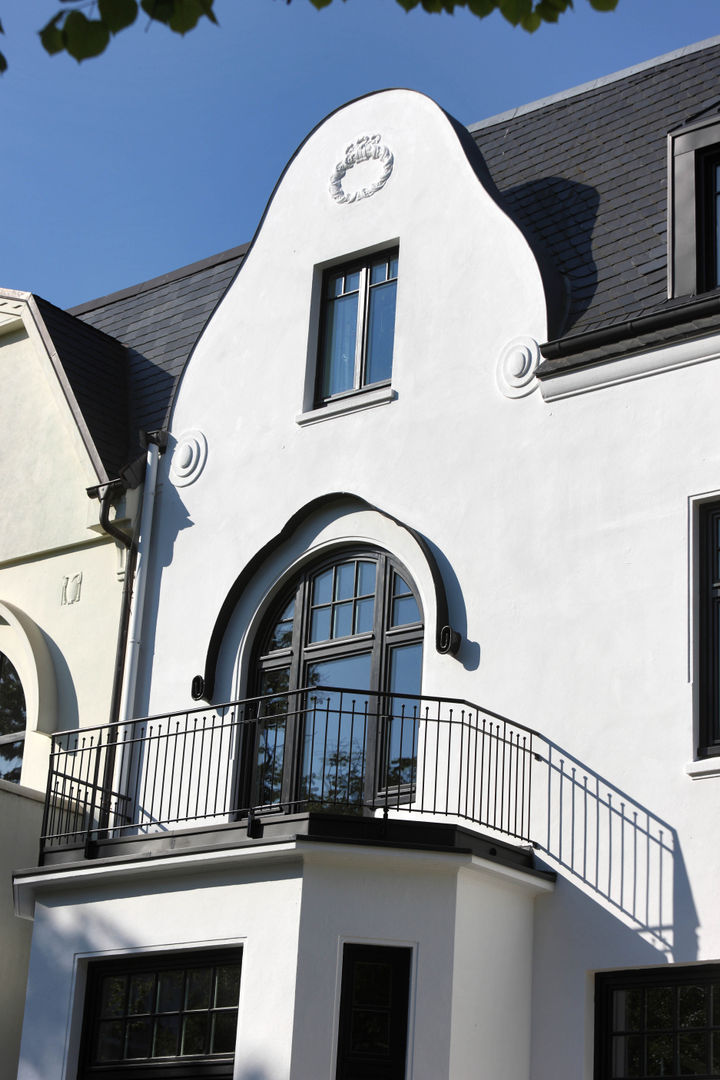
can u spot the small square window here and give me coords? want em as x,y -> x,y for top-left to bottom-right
78,950 -> 242,1080
317,251 -> 398,404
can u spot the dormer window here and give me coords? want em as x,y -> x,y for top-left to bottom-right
669,118 -> 720,297
316,251 -> 398,405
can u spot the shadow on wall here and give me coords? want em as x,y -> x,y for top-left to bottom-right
534,739 -> 698,963
501,177 -> 600,334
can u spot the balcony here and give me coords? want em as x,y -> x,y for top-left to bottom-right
39,687 -> 538,864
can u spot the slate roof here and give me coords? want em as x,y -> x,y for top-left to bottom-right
45,37 -> 720,466
67,245 -> 247,450
470,36 -> 720,352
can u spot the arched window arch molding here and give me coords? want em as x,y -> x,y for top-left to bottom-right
194,494 -> 461,704
0,601 -> 58,737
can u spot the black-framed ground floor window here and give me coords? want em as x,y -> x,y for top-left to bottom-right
595,965 -> 720,1079
78,948 -> 242,1080
336,943 -> 412,1080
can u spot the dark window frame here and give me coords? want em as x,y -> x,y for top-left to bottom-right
315,249 -> 399,406
245,546 -> 424,810
336,943 -> 412,1080
698,500 -> 720,757
78,949 -> 242,1080
670,120 -> 720,297
595,965 -> 720,1080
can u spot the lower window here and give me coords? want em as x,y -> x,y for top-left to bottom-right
79,949 -> 242,1080
595,966 -> 720,1079
336,944 -> 411,1080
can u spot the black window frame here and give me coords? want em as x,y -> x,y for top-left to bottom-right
595,965 -> 720,1080
336,943 -> 412,1080
670,121 -> 720,297
315,248 -> 399,407
245,546 -> 424,811
78,949 -> 242,1080
698,500 -> 720,757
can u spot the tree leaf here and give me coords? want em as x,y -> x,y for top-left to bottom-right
0,18 -> 4,34
196,0 -> 218,25
498,0 -> 532,25
98,0 -> 139,34
0,50 -> 7,74
140,0 -> 175,24
39,12 -> 66,55
395,0 -> 420,10
62,10 -> 111,60
168,0 -> 204,33
520,9 -> 541,29
588,0 -> 618,8
467,0 -> 498,16
310,0 -> 334,8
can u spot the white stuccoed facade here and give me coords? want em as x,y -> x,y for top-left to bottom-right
12,80 -> 720,1080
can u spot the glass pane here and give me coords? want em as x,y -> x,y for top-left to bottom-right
157,970 -> 183,1013
126,1017 -> 153,1059
211,1011 -> 238,1054
612,1034 -> 642,1078
647,987 -> 672,1030
647,1034 -> 673,1076
345,270 -> 360,292
335,561 -> 355,601
186,968 -> 212,1010
614,989 -> 644,1032
679,1032 -> 707,1074
322,293 -> 358,398
365,279 -> 396,386
370,260 -> 387,285
310,606 -> 331,643
350,1011 -> 391,1054
713,985 -> 720,1027
313,569 -> 333,605
215,965 -> 242,1008
712,1032 -> 720,1075
393,572 -> 411,597
153,1015 -> 179,1057
182,1013 -> 209,1056
304,654 -> 372,804
257,669 -> 289,806
267,598 -> 294,651
386,644 -> 422,788
0,740 -> 23,783
353,962 -> 392,1007
389,256 -> 398,279
100,975 -> 127,1018
680,986 -> 707,1027
333,602 -> 353,639
128,972 -> 155,1015
354,597 -> 374,634
357,561 -> 376,596
392,595 -> 420,627
328,271 -> 344,299
95,1020 -> 123,1063
0,653 -> 26,736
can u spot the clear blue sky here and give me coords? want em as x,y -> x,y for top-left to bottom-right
1,1 -> 718,308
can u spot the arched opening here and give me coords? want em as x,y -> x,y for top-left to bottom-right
242,546 -> 423,813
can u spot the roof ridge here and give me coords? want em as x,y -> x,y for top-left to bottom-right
467,34 -> 720,133
67,243 -> 249,315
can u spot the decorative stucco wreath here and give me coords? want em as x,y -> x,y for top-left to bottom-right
329,134 -> 394,204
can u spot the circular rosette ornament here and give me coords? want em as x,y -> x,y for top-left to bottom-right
329,134 -> 394,205
496,337 -> 541,398
169,430 -> 208,487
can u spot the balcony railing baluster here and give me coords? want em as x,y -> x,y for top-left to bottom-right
40,687 -> 537,857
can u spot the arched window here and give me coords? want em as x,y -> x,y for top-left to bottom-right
0,651 -> 26,784
246,549 -> 423,812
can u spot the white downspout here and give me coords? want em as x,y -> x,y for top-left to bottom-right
119,441 -> 160,723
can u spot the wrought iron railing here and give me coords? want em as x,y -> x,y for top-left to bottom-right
39,687 -> 537,856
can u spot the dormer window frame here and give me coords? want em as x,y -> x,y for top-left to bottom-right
669,116 -> 720,298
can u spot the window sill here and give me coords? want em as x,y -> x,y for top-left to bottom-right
296,386 -> 397,427
685,757 -> 720,780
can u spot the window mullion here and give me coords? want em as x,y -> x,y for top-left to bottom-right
355,265 -> 369,389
